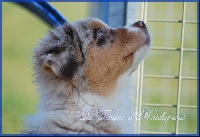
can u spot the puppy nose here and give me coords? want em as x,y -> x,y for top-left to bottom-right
132,21 -> 146,27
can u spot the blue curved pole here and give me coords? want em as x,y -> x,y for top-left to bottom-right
16,2 -> 67,27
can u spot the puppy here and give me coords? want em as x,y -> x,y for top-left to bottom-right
25,18 -> 150,134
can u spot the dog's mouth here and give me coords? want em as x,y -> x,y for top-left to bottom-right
123,29 -> 150,63
123,37 -> 150,62
123,52 -> 134,62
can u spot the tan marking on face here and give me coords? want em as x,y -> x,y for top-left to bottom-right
84,27 -> 144,96
89,20 -> 106,29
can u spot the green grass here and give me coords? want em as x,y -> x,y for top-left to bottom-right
2,2 -> 197,134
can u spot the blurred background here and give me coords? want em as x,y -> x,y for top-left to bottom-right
2,2 -> 197,134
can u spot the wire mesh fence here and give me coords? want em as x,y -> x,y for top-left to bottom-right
136,2 -> 197,134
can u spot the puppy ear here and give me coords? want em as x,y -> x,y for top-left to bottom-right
42,53 -> 79,80
40,23 -> 84,80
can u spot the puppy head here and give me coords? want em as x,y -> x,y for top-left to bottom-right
34,19 -> 150,95
82,20 -> 150,81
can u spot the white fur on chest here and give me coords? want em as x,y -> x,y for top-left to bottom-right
79,69 -> 137,134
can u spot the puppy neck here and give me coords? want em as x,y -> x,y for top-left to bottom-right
87,78 -> 118,96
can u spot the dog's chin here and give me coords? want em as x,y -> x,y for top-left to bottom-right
129,59 -> 142,75
128,44 -> 151,75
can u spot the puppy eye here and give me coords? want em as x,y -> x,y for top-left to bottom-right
93,28 -> 104,39
97,29 -> 104,37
